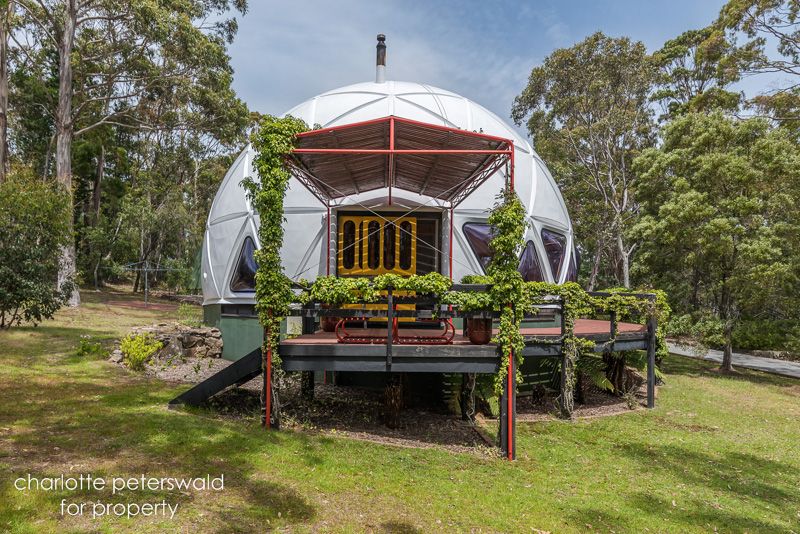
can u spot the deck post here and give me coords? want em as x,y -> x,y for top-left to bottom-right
301,304 -> 315,401
460,373 -> 476,422
647,314 -> 657,409
558,298 -> 570,418
499,347 -> 516,460
262,327 -> 273,429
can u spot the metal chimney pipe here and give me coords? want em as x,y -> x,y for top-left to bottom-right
376,34 -> 386,83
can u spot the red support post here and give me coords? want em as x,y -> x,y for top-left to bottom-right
507,145 -> 516,460
326,206 -> 331,276
509,144 -> 515,191
507,345 -> 514,460
388,117 -> 395,206
449,207 -> 454,280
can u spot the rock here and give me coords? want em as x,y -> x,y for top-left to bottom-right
109,349 -> 124,364
120,322 -> 224,362
157,336 -> 184,360
206,337 -> 223,358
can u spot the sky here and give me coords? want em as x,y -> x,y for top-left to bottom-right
226,0 -> 779,136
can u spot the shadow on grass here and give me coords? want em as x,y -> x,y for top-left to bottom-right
1,371 -> 317,529
381,520 -> 423,533
567,440 -> 799,532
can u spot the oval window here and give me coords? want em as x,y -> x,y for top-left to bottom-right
358,222 -> 364,269
399,221 -> 413,270
383,223 -> 395,269
342,220 -> 355,269
367,221 -> 380,269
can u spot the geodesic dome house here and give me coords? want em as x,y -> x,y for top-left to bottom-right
201,41 -> 575,361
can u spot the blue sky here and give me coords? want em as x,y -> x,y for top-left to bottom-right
227,0 -> 777,134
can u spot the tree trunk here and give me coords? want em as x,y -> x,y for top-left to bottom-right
721,334 -> 734,372
0,0 -> 10,182
616,232 -> 631,289
719,282 -> 735,372
587,243 -> 603,291
91,144 -> 104,225
56,0 -> 80,306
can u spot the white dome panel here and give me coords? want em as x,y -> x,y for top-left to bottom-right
202,79 -> 573,305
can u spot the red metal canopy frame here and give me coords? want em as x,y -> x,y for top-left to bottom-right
287,115 -> 515,208
283,116 -> 518,459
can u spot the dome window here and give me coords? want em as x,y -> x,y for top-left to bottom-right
566,246 -> 579,282
518,241 -> 545,282
230,236 -> 258,292
463,223 -> 495,270
464,224 -> 547,281
541,229 -> 566,280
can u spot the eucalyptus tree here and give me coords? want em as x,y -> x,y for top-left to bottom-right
652,27 -> 747,119
0,0 -> 11,182
512,32 -> 657,288
633,111 -> 800,371
716,0 -> 800,125
12,0 -> 248,304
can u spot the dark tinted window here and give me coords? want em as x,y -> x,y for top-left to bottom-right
383,222 -> 396,269
518,241 -> 544,282
415,219 -> 437,274
541,229 -> 566,280
399,221 -> 413,270
367,221 -> 380,269
566,246 -> 579,282
358,222 -> 364,268
342,220 -> 355,269
230,236 -> 257,292
463,223 -> 494,270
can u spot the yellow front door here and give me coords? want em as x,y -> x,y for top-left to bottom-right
338,215 -> 417,276
338,215 -> 418,321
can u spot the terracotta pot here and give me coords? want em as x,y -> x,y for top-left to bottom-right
321,315 -> 339,332
466,317 -> 492,345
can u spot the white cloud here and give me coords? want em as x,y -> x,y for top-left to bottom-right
226,0 -> 564,136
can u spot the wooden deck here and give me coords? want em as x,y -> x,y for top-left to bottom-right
282,319 -> 645,346
279,319 -> 648,374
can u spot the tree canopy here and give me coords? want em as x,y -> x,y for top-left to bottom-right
512,32 -> 657,289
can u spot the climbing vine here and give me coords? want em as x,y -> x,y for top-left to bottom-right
247,119 -> 669,425
243,114 -> 308,425
297,272 -> 453,305
484,188 -> 529,395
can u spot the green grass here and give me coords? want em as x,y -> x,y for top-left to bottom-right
1,291 -> 799,532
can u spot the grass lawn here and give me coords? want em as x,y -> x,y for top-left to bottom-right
1,291 -> 799,533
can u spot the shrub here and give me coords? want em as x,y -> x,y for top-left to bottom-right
120,333 -> 162,371
667,313 -> 800,354
76,336 -> 108,359
731,320 -> 800,352
0,171 -> 73,328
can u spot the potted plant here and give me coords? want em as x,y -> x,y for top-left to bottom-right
445,280 -> 495,345
466,313 -> 493,345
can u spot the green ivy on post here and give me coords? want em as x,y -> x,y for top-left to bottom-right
242,114 -> 308,429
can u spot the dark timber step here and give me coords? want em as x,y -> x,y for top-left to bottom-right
168,347 -> 262,407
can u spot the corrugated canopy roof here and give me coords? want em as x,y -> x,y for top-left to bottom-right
287,116 -> 513,207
